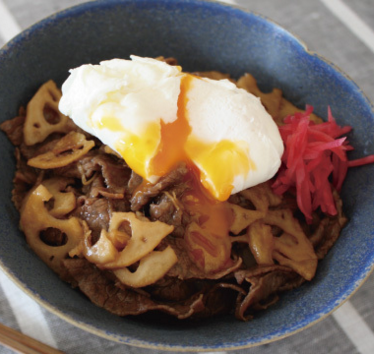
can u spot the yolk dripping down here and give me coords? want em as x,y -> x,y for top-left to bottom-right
105,74 -> 254,273
108,74 -> 253,201
185,137 -> 255,202
181,168 -> 235,273
104,118 -> 160,180
117,73 -> 253,202
58,57 -> 286,274
148,74 -> 193,177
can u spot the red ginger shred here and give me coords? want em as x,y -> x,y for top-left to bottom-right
272,106 -> 374,223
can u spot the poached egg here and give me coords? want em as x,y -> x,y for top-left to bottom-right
59,56 -> 283,201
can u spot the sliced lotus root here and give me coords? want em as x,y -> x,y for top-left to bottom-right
228,204 -> 265,235
239,182 -> 282,213
228,182 -> 281,236
27,131 -> 95,169
247,209 -> 318,281
82,229 -> 118,266
265,209 -> 318,280
237,73 -> 322,125
184,221 -> 232,274
113,246 -> 178,288
246,221 -> 274,265
41,177 -> 76,217
23,80 -> 70,145
20,184 -> 84,274
237,73 -> 283,123
83,212 -> 174,269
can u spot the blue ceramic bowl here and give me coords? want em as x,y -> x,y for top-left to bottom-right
0,0 -> 373,351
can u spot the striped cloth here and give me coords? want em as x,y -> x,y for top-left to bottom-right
0,0 -> 373,353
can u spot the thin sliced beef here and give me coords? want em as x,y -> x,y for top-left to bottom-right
3,78 -> 349,323
309,192 -> 347,259
63,258 -> 206,319
11,148 -> 39,210
40,227 -> 67,246
56,152 -> 131,196
73,189 -> 129,242
166,237 -> 242,280
73,197 -> 111,241
149,182 -> 191,238
92,153 -> 131,195
0,115 -> 25,146
234,265 -> 304,321
146,277 -> 198,302
83,174 -> 107,198
19,134 -> 65,160
54,151 -> 97,179
81,174 -> 126,201
192,282 -> 245,319
130,163 -> 189,211
127,170 -> 143,195
63,258 -> 245,320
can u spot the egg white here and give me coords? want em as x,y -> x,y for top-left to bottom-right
59,56 -> 284,199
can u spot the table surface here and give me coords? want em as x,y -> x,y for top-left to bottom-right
0,0 -> 374,353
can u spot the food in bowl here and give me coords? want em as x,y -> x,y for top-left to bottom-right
1,56 -> 372,321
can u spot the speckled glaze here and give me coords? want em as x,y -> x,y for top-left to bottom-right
0,0 -> 373,351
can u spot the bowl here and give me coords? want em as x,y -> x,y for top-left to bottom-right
0,0 -> 373,352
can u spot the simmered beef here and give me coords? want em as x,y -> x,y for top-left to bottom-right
73,197 -> 111,241
56,152 -> 131,196
130,163 -> 188,211
63,258 -> 207,319
0,115 -> 25,146
1,72 -> 347,322
234,266 -> 304,320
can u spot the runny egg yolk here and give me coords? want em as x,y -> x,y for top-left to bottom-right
115,122 -> 160,180
99,117 -> 160,179
111,73 -> 253,202
59,57 -> 283,274
113,74 -> 253,273
181,168 -> 235,273
185,137 -> 255,202
148,74 -> 192,178
98,74 -> 253,273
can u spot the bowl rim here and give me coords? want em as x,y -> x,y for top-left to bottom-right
1,0 -> 373,112
1,256 -> 373,352
0,0 -> 374,352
